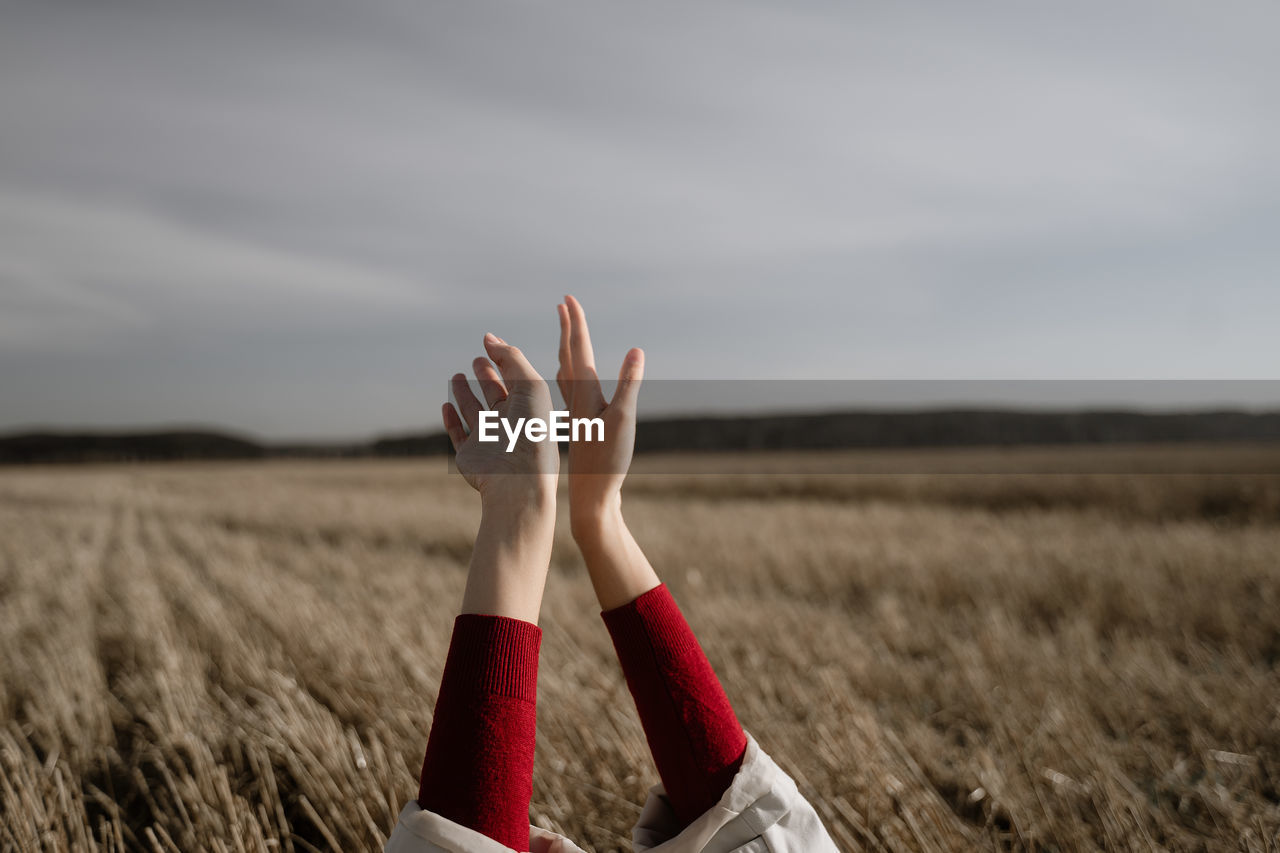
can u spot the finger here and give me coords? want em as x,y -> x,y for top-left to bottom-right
556,303 -> 573,406
481,333 -> 542,385
556,368 -> 571,409
564,294 -> 604,409
611,347 -> 644,413
472,357 -> 507,409
564,294 -> 597,377
450,372 -> 483,431
441,402 -> 466,452
557,302 -> 573,381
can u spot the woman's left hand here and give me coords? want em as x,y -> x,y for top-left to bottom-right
442,333 -> 560,499
442,333 -> 559,622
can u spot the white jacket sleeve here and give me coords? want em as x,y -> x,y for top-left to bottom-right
630,733 -> 839,853
384,802 -> 586,853
384,733 -> 835,853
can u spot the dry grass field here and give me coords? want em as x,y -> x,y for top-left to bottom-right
2,448 -> 1279,852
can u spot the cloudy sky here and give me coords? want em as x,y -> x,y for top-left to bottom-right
2,0 -> 1278,439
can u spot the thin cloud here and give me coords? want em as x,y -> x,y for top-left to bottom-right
0,191 -> 433,351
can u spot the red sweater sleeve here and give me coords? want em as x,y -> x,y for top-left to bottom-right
417,614 -> 540,852
601,584 -> 748,828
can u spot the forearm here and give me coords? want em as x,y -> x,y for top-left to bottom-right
571,497 -> 660,611
416,615 -> 540,851
462,478 -> 557,623
602,584 -> 746,827
577,498 -> 746,827
416,479 -> 554,852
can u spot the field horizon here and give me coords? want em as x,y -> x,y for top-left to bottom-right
3,447 -> 1278,851
4,406 -> 1280,465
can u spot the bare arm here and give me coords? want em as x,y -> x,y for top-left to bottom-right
443,333 -> 558,622
413,333 -> 557,851
555,295 -> 659,609
556,295 -> 747,828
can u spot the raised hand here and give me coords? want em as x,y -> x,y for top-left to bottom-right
555,295 -> 659,609
443,333 -> 560,495
441,332 -> 558,623
555,295 -> 644,529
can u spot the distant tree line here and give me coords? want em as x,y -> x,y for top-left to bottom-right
0,431 -> 266,464
2,410 -> 1278,464
631,409 -> 1280,452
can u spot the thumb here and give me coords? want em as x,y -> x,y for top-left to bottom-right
610,348 -> 644,413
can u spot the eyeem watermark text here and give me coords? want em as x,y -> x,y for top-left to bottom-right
477,410 -> 604,451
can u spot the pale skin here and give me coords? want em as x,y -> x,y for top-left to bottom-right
441,298 -> 657,624
555,295 -> 662,611
441,333 -> 558,624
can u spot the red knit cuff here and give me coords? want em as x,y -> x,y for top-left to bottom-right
417,614 -> 541,850
442,614 -> 542,703
601,583 -> 748,827
601,583 -> 693,662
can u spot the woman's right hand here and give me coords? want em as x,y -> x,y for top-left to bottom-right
555,295 -> 644,539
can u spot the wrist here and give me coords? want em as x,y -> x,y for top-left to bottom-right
570,497 -> 660,611
480,476 -> 557,521
464,478 -> 556,624
570,493 -> 623,544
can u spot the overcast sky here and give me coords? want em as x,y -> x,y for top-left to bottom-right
2,0 -> 1278,439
